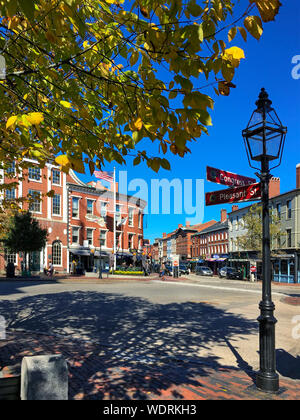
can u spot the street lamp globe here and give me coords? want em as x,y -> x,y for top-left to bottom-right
242,88 -> 287,167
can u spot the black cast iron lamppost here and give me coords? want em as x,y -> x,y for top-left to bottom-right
243,88 -> 287,393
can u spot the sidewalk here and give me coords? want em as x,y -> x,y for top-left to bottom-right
1,330 -> 299,400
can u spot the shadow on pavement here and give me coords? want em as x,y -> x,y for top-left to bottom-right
0,290 -> 258,399
276,349 -> 300,380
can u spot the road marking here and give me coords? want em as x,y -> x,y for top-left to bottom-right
152,280 -> 284,296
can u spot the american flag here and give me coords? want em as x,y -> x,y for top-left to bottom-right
93,170 -> 114,182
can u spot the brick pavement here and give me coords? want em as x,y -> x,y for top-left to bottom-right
0,330 -> 299,400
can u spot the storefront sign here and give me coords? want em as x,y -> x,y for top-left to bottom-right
206,183 -> 261,206
207,166 -> 256,187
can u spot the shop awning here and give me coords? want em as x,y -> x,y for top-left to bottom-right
94,250 -> 109,257
69,249 -> 91,256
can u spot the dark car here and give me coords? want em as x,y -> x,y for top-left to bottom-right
226,267 -> 243,280
219,266 -> 231,278
195,266 -> 213,276
179,264 -> 189,275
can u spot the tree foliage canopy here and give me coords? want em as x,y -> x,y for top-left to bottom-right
0,0 -> 281,176
236,203 -> 282,254
1,210 -> 47,255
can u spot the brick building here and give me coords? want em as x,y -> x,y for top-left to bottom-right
0,160 -> 146,274
157,220 -> 217,263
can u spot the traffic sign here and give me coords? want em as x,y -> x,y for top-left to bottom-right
205,183 -> 261,206
206,166 -> 256,187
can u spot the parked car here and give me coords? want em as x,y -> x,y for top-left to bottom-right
179,264 -> 189,275
225,267 -> 243,280
219,266 -> 231,278
195,266 -> 213,276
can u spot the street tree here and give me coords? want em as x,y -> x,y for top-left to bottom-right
0,0 -> 282,178
2,210 -> 47,271
236,203 -> 282,255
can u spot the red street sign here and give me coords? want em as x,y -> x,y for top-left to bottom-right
207,166 -> 256,187
205,183 -> 261,206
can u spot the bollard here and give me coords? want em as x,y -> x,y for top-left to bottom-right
21,354 -> 68,400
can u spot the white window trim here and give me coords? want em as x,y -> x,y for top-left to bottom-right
52,194 -> 61,217
52,169 -> 61,187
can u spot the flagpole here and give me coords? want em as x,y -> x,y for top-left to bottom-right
113,167 -> 116,271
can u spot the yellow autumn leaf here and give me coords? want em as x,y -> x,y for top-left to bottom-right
223,46 -> 245,68
251,0 -> 281,23
6,116 -> 18,129
26,112 -> 44,125
55,154 -> 71,167
129,117 -> 143,131
60,100 -> 72,109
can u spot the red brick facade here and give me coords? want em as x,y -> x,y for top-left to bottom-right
0,161 -> 146,274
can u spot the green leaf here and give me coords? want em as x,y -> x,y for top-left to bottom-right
17,0 -> 35,20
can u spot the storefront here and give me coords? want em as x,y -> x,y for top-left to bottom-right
206,254 -> 229,275
272,254 -> 300,284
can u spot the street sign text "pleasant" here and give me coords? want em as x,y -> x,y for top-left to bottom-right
206,183 -> 262,206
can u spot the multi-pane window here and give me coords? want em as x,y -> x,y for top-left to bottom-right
128,207 -> 134,226
100,230 -> 106,247
128,233 -> 134,249
5,188 -> 16,200
276,203 -> 281,219
72,227 -> 80,244
28,167 -> 41,181
28,190 -> 41,212
52,194 -> 61,215
52,241 -> 62,265
86,228 -> 93,246
5,250 -> 16,264
52,169 -> 60,185
5,162 -> 15,175
287,200 -> 292,219
72,197 -> 79,218
87,199 -> 94,215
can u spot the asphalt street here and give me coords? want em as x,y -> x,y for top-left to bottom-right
0,275 -> 299,378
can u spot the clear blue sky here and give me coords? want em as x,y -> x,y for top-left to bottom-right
79,0 -> 300,243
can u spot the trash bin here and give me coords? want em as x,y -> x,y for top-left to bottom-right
6,262 -> 15,278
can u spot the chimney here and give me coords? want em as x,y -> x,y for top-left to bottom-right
297,164 -> 300,189
269,177 -> 280,198
232,205 -> 239,212
186,221 -> 190,227
162,232 -> 166,238
220,209 -> 227,223
178,224 -> 183,229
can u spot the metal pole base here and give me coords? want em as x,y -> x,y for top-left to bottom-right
256,371 -> 279,393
